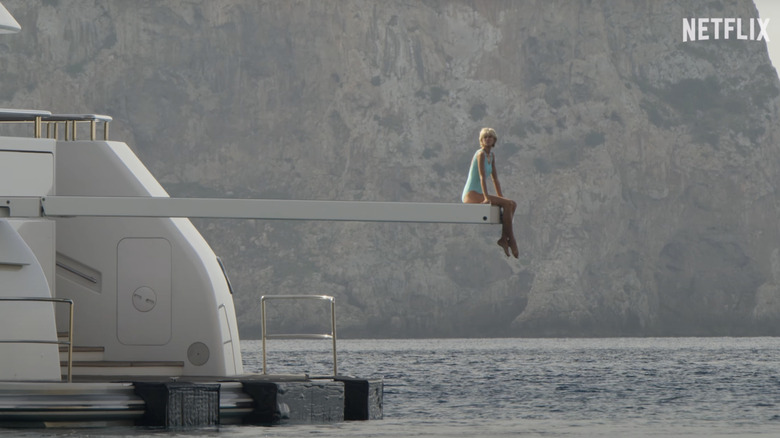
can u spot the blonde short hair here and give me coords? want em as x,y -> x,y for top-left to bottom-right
479,127 -> 497,144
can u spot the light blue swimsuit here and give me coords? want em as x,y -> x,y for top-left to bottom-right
462,149 -> 492,201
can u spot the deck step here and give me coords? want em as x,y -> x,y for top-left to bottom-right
61,360 -> 185,377
56,333 -> 184,377
59,345 -> 105,362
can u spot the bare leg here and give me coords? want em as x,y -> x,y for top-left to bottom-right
498,202 -> 518,258
505,201 -> 518,258
497,237 -> 510,257
464,191 -> 518,258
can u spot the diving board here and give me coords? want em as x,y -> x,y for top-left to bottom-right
2,196 -> 500,224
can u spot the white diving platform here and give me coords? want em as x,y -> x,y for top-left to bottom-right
1,196 -> 500,224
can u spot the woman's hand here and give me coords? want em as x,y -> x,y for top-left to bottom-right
481,197 -> 491,204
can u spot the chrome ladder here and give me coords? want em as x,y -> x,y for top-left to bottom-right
260,295 -> 337,376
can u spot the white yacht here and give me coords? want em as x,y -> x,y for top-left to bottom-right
0,1 -> 496,429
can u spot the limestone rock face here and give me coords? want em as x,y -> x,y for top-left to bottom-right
3,0 -> 780,337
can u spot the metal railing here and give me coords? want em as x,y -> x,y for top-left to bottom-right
43,114 -> 112,141
0,297 -> 75,382
260,295 -> 338,376
0,109 -> 111,141
0,109 -> 50,138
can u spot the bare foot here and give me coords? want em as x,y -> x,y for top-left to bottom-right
497,238 -> 510,257
509,238 -> 519,259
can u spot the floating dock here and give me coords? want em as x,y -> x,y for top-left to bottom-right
0,375 -> 382,428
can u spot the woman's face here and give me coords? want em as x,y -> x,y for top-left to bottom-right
482,135 -> 496,147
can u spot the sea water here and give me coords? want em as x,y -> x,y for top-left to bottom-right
7,337 -> 780,437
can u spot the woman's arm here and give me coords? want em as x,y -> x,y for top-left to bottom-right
491,153 -> 504,197
477,151 -> 490,203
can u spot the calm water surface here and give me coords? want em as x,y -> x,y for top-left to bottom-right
6,337 -> 780,437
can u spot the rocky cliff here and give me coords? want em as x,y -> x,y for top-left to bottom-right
3,0 -> 780,337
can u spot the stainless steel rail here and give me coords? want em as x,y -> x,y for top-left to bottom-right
43,113 -> 112,141
0,297 -> 75,382
261,295 -> 337,376
0,108 -> 50,138
0,109 -> 111,140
